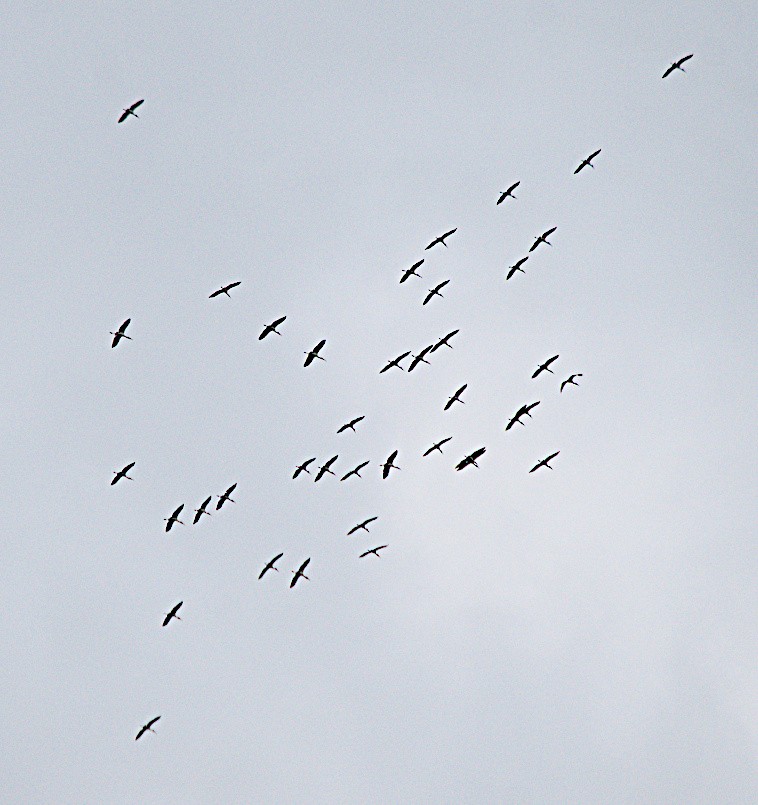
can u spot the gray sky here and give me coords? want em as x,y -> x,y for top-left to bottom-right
1,2 -> 756,803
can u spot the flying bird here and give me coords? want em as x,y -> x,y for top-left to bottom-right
506,256 -> 529,280
360,545 -> 388,559
303,339 -> 326,367
425,228 -> 457,250
506,401 -> 541,430
135,716 -> 160,741
497,182 -> 520,204
529,227 -> 557,252
337,415 -> 365,434
340,460 -> 370,481
192,495 -> 212,524
381,450 -> 400,479
164,505 -> 185,532
560,373 -> 583,392
258,316 -> 286,340
290,558 -> 310,588
118,99 -> 144,123
407,345 -> 434,372
662,54 -> 693,78
456,447 -> 486,471
423,437 -> 452,456
259,553 -> 284,579
380,351 -> 411,373
162,602 -> 183,627
209,281 -> 242,298
216,483 -> 237,510
574,149 -> 602,174
110,318 -> 132,348
431,329 -> 459,352
444,384 -> 467,410
532,354 -> 560,378
348,516 -> 378,535
423,279 -> 450,306
293,458 -> 316,479
529,451 -> 560,473
111,461 -> 135,485
314,455 -> 339,482
400,260 -> 424,283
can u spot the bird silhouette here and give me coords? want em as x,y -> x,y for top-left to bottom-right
532,354 -> 560,378
456,447 -> 486,471
423,436 -> 452,456
400,260 -> 424,283
110,318 -> 132,348
444,384 -> 467,410
118,99 -> 144,123
380,351 -> 411,373
407,345 -> 434,372
259,316 -> 286,340
506,256 -> 529,280
360,545 -> 388,558
162,602 -> 183,627
340,460 -> 370,481
314,455 -> 339,482
304,339 -> 326,367
209,281 -> 241,298
348,516 -> 378,535
290,558 -> 310,588
423,279 -> 450,306
216,483 -> 237,510
505,401 -> 540,431
164,505 -> 185,532
560,373 -> 583,392
337,415 -> 365,434
662,54 -> 693,78
259,553 -> 284,579
382,450 -> 400,479
529,227 -> 557,252
425,228 -> 457,250
529,451 -> 560,472
497,182 -> 520,204
293,458 -> 316,479
574,149 -> 602,174
111,461 -> 135,485
192,495 -> 213,524
431,329 -> 459,352
135,715 -> 160,740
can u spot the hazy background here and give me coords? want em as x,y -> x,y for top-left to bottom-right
1,2 -> 756,803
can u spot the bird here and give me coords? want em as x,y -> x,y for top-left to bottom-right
164,505 -> 185,532
348,516 -> 378,535
293,458 -> 316,479
380,351 -> 411,373
560,373 -> 583,392
425,228 -> 457,250
360,545 -> 388,558
111,461 -> 135,485
662,54 -> 693,78
529,451 -> 560,472
400,260 -> 424,283
340,460 -> 370,481
209,281 -> 242,298
532,354 -> 560,378
118,99 -> 144,123
110,318 -> 132,348
506,256 -> 529,280
423,437 -> 452,456
430,329 -> 459,352
216,483 -> 237,510
162,602 -> 183,627
497,182 -> 520,204
505,408 -> 526,431
456,447 -> 486,471
574,149 -> 602,174
423,279 -> 450,306
337,415 -> 365,434
290,558 -> 310,588
304,339 -> 326,367
259,316 -> 287,340
259,553 -> 284,579
314,455 -> 339,482
192,496 -> 212,525
444,384 -> 467,411
135,716 -> 160,741
381,450 -> 400,479
529,227 -> 557,252
407,345 -> 434,372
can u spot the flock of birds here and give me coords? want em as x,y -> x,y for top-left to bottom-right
120,54 -> 693,742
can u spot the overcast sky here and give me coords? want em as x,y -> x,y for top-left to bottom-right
1,2 -> 756,803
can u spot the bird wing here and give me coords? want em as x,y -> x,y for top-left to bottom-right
130,99 -> 145,111
337,423 -> 349,433
170,504 -> 184,519
146,716 -> 161,729
356,460 -> 370,471
118,110 -> 130,123
505,417 -> 517,431
456,384 -> 467,396
359,549 -> 373,558
455,457 -> 470,470
545,354 -> 560,368
528,240 -> 539,252
347,524 -> 360,535
314,466 -> 327,482
546,451 -> 560,462
122,461 -> 135,473
471,447 -> 486,461
224,483 -> 237,496
395,351 -> 410,364
440,437 -> 452,446
516,257 -> 528,269
192,509 -> 202,524
313,339 -> 326,354
399,269 -> 411,283
387,450 -> 398,464
209,288 -> 223,298
304,353 -> 315,367
543,227 -> 557,238
506,266 -> 518,280
560,379 -> 568,392
443,228 -> 457,240
162,613 -> 172,627
588,149 -> 601,161
364,516 -> 378,525
508,181 -> 520,193
573,163 -> 584,174
351,416 -> 365,426
382,463 -> 390,478
200,495 -> 212,509
169,602 -> 182,618
435,279 -> 450,292
422,290 -> 434,305
423,444 -> 436,456
270,316 -> 286,328
324,455 -> 338,469
443,398 -> 454,411
662,64 -> 676,78
226,281 -> 241,290
260,553 -> 283,578
298,558 -> 311,574
135,725 -> 148,740
678,54 -> 693,66
525,401 -> 540,412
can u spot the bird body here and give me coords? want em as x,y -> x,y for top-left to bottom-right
118,99 -> 144,123
314,455 -> 338,482
290,558 -> 311,588
423,436 -> 452,456
529,227 -> 557,252
444,384 -> 467,410
216,483 -> 237,510
111,461 -> 135,485
340,460 -> 370,481
293,458 -> 316,479
135,715 -> 160,740
360,545 -> 388,558
560,373 -> 583,392
456,447 -> 486,471
259,553 -> 284,579
304,339 -> 326,367
193,495 -> 212,524
400,260 -> 424,283
348,516 -> 378,535
162,602 -> 183,627
259,316 -> 286,340
529,451 -> 560,472
337,415 -> 365,434
497,182 -> 520,204
532,354 -> 560,378
574,149 -> 602,174
164,505 -> 185,532
425,228 -> 457,250
380,351 -> 410,373
382,450 -> 400,478
209,281 -> 241,298
423,279 -> 450,306
110,318 -> 132,348
662,54 -> 693,78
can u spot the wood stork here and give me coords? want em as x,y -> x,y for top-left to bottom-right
506,256 -> 529,280
135,715 -> 160,740
408,345 -> 434,372
304,339 -> 326,367
662,54 -> 693,78
164,505 -> 185,532
337,416 -> 365,434
118,99 -> 144,123
456,447 -> 486,471
209,281 -> 241,298
444,384 -> 467,411
431,329 -> 459,352
259,553 -> 284,579
497,182 -> 520,204
259,316 -> 286,340
290,558 -> 310,588
192,496 -> 212,524
400,260 -> 424,283
110,318 -> 132,348
560,373 -> 583,392
423,436 -> 452,456
348,516 -> 378,535
423,279 -> 450,306
529,451 -> 560,472
425,228 -> 457,250
382,450 -> 400,479
293,458 -> 316,479
574,149 -> 602,174
529,227 -> 557,252
314,455 -> 338,482
532,354 -> 559,378
216,483 -> 237,510
162,602 -> 182,627
360,545 -> 388,558
380,351 -> 411,373
340,460 -> 370,481
111,461 -> 135,485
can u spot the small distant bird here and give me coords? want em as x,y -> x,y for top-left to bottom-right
400,260 -> 424,283
425,228 -> 457,250
337,415 -> 365,434
290,558 -> 310,588
314,455 -> 339,482
348,516 -> 378,535
574,149 -> 602,174
110,318 -> 132,348
529,451 -> 560,473
111,461 -> 135,485
423,279 -> 450,306
456,447 -> 486,471
192,496 -> 212,525
209,281 -> 241,298
304,339 -> 326,367
360,545 -> 388,559
407,345 -> 434,372
118,99 -> 144,123
506,256 -> 529,281
259,316 -> 287,340
293,458 -> 316,479
340,460 -> 370,481
497,182 -> 520,204
529,227 -> 557,252
560,373 -> 583,392
259,553 -> 284,579
380,351 -> 411,373
532,354 -> 560,378
662,54 -> 693,78
423,437 -> 452,456
162,602 -> 183,627
444,384 -> 467,411
164,505 -> 185,532
135,715 -> 160,741
431,329 -> 459,352
381,450 -> 400,479
216,483 -> 237,510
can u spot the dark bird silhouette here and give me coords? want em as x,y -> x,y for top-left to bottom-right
529,451 -> 560,472
304,339 -> 326,367
135,716 -> 160,741
340,460 -> 370,481
574,149 -> 602,174
259,553 -> 284,579
162,602 -> 183,627
381,450 -> 400,479
423,437 -> 452,456
360,545 -> 388,558
444,384 -> 467,411
111,461 -> 135,485
216,483 -> 237,510
110,318 -> 132,348
560,373 -> 583,392
293,458 -> 316,479
529,227 -> 557,252
662,54 -> 693,78
192,495 -> 212,525
400,260 -> 424,283
532,354 -> 560,378
425,228 -> 457,250
497,182 -> 520,204
314,455 -> 339,482
506,256 -> 529,281
380,351 -> 411,373
506,401 -> 541,430
164,505 -> 185,532
118,99 -> 144,123
348,516 -> 378,535
259,316 -> 286,340
423,279 -> 450,306
431,329 -> 459,352
290,558 -> 310,588
456,447 -> 486,471
209,281 -> 242,298
337,415 -> 365,434
408,345 -> 434,372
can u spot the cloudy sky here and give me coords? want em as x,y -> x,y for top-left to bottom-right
1,2 -> 755,803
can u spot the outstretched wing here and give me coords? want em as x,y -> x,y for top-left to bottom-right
130,99 -> 145,112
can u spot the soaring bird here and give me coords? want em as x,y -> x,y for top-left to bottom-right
340,460 -> 370,481
574,149 -> 602,174
314,455 -> 339,482
423,279 -> 450,306
111,461 -> 135,485
425,228 -> 457,250
290,558 -> 310,588
423,436 -> 452,456
360,545 -> 388,559
456,447 -> 486,471
380,351 -> 411,373
400,260 -> 424,283
216,483 -> 237,510
118,99 -> 144,123
505,401 -> 541,430
407,345 -> 434,372
662,54 -> 693,78
497,182 -> 520,205
304,339 -> 326,367
192,496 -> 212,524
162,602 -> 183,627
209,281 -> 242,298
431,329 -> 459,352
135,716 -> 160,741
560,373 -> 583,392
529,451 -> 560,472
259,553 -> 284,579
337,415 -> 365,434
532,354 -> 560,378
110,318 -> 132,348
529,227 -> 557,252
444,384 -> 467,411
259,316 -> 286,340
381,450 -> 400,479
164,505 -> 185,532
348,516 -> 378,535
293,458 -> 316,479
506,256 -> 529,281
